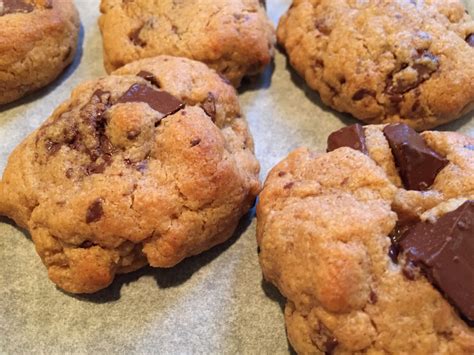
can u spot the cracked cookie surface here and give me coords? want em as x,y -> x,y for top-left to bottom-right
99,0 -> 275,87
278,0 -> 474,130
257,125 -> 474,354
0,56 -> 260,294
0,0 -> 79,105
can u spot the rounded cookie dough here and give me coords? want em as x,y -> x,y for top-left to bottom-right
257,124 -> 474,353
0,0 -> 80,105
99,0 -> 275,87
278,0 -> 474,130
0,56 -> 260,294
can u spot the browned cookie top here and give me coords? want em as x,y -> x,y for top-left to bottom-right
0,56 -> 260,294
278,0 -> 474,130
258,124 -> 474,354
99,0 -> 275,87
0,0 -> 79,104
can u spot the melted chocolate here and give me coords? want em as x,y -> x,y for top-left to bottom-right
383,123 -> 448,191
117,84 -> 184,117
327,124 -> 368,154
400,201 -> 474,323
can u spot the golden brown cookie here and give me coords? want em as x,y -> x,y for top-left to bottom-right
0,0 -> 80,105
257,124 -> 474,353
98,0 -> 275,87
278,0 -> 474,130
0,56 -> 260,294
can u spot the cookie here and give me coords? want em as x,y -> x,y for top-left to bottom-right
0,0 -> 80,105
257,124 -> 474,353
98,0 -> 275,87
0,56 -> 260,294
277,0 -> 474,130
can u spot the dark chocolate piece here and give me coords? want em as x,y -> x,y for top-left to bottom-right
400,201 -> 474,323
117,84 -> 184,117
386,51 -> 439,95
190,138 -> 201,147
200,92 -> 217,122
129,26 -> 146,47
86,199 -> 104,224
80,240 -> 94,248
352,88 -> 375,101
325,337 -> 338,354
45,140 -> 61,155
383,123 -> 448,191
327,124 -> 368,154
137,71 -> 160,87
369,290 -> 378,304
2,0 -> 35,15
467,34 -> 474,47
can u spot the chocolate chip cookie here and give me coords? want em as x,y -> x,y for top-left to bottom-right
98,0 -> 275,87
0,56 -> 260,294
257,124 -> 474,353
0,0 -> 80,105
278,0 -> 474,130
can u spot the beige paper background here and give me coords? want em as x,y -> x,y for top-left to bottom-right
1,1 -> 473,353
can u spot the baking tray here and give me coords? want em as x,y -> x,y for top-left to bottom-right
1,0 -> 473,353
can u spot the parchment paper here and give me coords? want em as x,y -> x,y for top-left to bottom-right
1,1 -> 473,353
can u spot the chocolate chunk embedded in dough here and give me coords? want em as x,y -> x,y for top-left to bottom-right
86,198 -> 104,224
117,83 -> 184,117
383,123 -> 448,190
399,200 -> 474,323
327,124 -> 368,154
137,70 -> 160,87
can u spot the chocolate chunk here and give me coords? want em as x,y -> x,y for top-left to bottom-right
1,0 -> 35,15
327,124 -> 368,154
383,123 -> 448,191
65,168 -> 74,179
388,213 -> 419,264
352,88 -> 375,101
190,138 -> 201,147
325,337 -> 338,354
137,71 -> 160,87
86,162 -> 106,175
129,27 -> 146,46
80,240 -> 94,248
45,140 -> 61,155
386,51 -> 439,95
200,92 -> 216,121
466,34 -> 474,47
369,290 -> 378,304
388,244 -> 400,263
117,84 -> 184,117
399,201 -> 474,323
86,199 -> 104,224
284,182 -> 294,189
